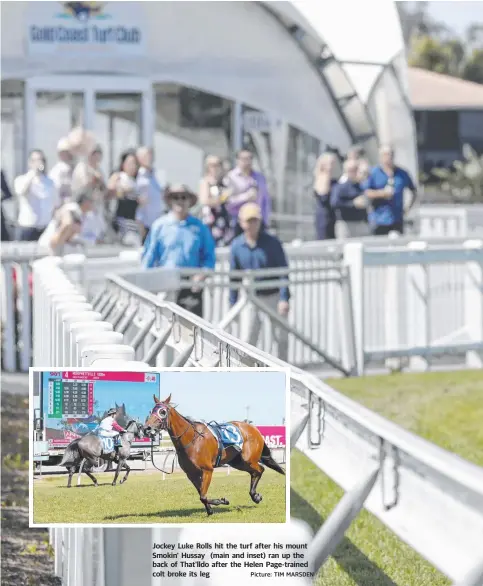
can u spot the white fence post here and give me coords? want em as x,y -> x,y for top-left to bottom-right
464,240 -> 483,368
76,332 -> 124,367
406,241 -> 430,371
56,302 -> 92,366
62,311 -> 102,366
383,233 -> 405,372
69,321 -> 113,365
19,263 -> 32,371
343,242 -> 365,375
81,344 -> 135,366
2,263 -> 16,372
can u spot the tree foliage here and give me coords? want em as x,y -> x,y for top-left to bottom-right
398,2 -> 483,84
430,145 -> 483,202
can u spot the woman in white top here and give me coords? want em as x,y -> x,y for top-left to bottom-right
14,150 -> 60,241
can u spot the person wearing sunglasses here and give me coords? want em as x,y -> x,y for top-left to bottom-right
141,184 -> 216,317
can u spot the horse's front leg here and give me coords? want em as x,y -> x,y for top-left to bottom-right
112,457 -> 123,486
198,469 -> 230,516
120,460 -> 131,484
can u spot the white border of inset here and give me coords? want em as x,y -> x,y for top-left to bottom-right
29,366 -> 291,528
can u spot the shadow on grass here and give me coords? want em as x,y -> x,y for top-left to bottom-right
290,489 -> 398,586
104,504 -> 257,521
56,483 -> 113,489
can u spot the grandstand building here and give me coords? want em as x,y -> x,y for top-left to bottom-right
1,1 -> 417,224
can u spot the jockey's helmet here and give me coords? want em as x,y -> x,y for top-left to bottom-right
106,408 -> 117,417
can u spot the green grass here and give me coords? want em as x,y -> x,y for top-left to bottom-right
291,369 -> 483,586
33,469 -> 286,524
328,369 -> 483,466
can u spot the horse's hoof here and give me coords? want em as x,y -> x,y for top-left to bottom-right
112,482 -> 116,486
120,479 -> 125,484
207,509 -> 214,516
252,493 -> 262,504
222,498 -> 229,505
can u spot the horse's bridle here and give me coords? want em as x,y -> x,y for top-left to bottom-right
147,402 -> 204,450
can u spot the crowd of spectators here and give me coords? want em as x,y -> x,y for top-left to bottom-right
0,128 -> 418,359
313,145 -> 418,240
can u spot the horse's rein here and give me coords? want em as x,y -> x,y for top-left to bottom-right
148,405 -> 205,474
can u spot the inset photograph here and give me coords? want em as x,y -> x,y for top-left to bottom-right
30,368 -> 288,525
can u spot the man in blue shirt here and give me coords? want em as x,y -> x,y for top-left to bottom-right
142,184 -> 216,317
229,202 -> 290,361
362,145 -> 418,236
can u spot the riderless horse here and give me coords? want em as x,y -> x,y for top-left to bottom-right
145,394 -> 285,516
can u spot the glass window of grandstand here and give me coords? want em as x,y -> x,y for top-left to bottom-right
459,110 -> 483,154
1,80 -> 25,225
241,104 -> 275,205
33,92 -> 85,176
280,126 -> 320,241
241,105 -> 320,239
423,110 -> 459,151
94,93 -> 142,178
1,80 -> 25,182
153,83 -> 233,191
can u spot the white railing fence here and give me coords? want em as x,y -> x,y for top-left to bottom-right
418,205 -> 483,239
346,238 -> 483,373
34,256 -> 483,586
272,205 -> 483,242
97,263 -> 356,376
5,234 -> 483,374
1,246 -> 140,372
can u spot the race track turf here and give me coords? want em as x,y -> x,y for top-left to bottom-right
291,369 -> 483,586
33,468 -> 286,524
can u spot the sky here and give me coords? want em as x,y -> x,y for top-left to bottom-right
410,1 -> 483,36
156,370 -> 287,425
42,370 -> 287,429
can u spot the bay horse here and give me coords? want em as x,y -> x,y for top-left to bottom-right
60,419 -> 144,488
145,394 -> 285,516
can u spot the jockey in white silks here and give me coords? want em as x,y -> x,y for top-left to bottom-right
98,408 -> 126,443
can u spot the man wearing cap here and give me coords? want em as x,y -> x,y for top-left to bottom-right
49,137 -> 74,202
229,202 -> 290,361
38,190 -> 94,256
141,184 -> 216,317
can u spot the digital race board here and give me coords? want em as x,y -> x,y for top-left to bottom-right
41,371 -> 161,448
47,376 -> 94,419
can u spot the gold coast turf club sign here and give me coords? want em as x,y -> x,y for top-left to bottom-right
28,1 -> 144,53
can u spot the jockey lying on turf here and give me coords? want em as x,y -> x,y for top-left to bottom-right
98,408 -> 126,445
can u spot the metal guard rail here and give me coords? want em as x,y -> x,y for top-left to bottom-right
93,269 -> 483,585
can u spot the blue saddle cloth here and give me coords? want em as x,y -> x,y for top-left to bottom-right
95,429 -> 121,454
207,422 -> 243,468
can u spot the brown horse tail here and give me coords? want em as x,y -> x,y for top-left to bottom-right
260,442 -> 285,475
